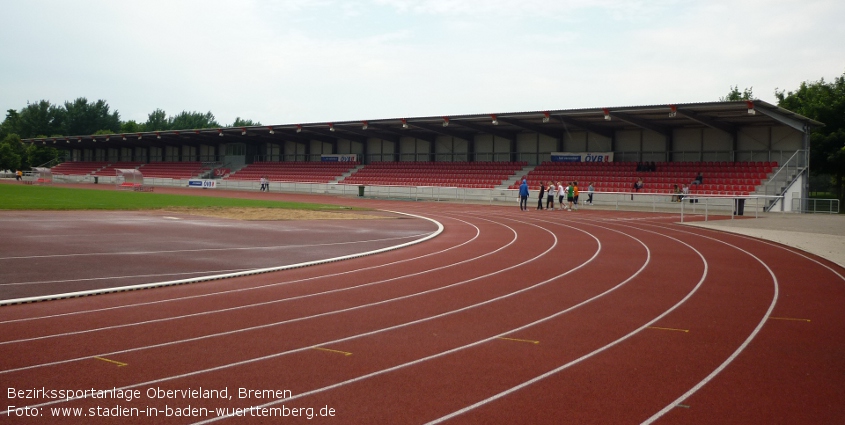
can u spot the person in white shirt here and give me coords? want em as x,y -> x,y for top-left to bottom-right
557,181 -> 566,210
587,182 -> 595,205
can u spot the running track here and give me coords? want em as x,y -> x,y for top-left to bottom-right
1,187 -> 843,424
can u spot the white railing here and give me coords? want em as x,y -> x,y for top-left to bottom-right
791,198 -> 840,214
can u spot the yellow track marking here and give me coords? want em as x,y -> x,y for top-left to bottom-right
311,347 -> 353,356
497,337 -> 540,344
647,326 -> 690,333
768,317 -> 811,322
93,356 -> 127,367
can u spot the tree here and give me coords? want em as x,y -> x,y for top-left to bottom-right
776,71 -> 845,203
12,101 -> 66,138
0,141 -> 22,171
720,85 -> 755,101
144,109 -> 169,131
25,143 -> 61,168
231,117 -> 261,127
0,134 -> 24,171
168,111 -> 220,130
0,109 -> 22,140
62,98 -> 121,136
120,120 -> 144,133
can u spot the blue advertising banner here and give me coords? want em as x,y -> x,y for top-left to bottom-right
550,152 -> 614,163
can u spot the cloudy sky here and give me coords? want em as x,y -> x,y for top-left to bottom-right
1,0 -> 843,127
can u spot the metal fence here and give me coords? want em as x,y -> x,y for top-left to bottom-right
791,198 -> 840,214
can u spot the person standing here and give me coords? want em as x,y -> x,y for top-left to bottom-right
573,181 -> 580,210
587,182 -> 595,205
518,179 -> 529,211
557,181 -> 566,210
537,181 -> 545,210
567,181 -> 575,211
15,170 -> 23,181
546,181 -> 555,210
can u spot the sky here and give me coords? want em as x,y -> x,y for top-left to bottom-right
1,0 -> 843,127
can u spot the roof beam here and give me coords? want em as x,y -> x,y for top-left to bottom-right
408,122 -> 473,140
554,115 -> 615,139
303,128 -> 367,144
608,111 -> 672,138
675,108 -> 737,137
449,120 -> 515,141
367,124 -> 436,143
331,126 -> 400,143
274,129 -> 336,144
495,117 -> 561,140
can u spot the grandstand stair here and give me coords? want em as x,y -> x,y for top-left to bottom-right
336,164 -> 365,183
500,165 -> 535,188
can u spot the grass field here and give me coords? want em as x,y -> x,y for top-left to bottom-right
0,184 -> 354,211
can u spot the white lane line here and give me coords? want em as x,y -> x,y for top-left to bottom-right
0,214 -> 476,324
425,219 -> 705,425
0,269 -> 253,287
617,222 -> 785,424
0,233 -> 431,261
0,210 -> 442,306
0,217 -> 514,346
191,217 -> 654,424
0,213 -> 608,416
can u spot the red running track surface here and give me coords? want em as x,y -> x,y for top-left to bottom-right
0,186 -> 843,424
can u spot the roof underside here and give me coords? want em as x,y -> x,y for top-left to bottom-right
25,100 -> 823,150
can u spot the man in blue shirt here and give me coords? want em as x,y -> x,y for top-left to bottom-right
518,179 -> 529,211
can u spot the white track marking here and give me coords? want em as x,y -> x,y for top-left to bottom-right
602,222 -> 792,424
191,217 -> 656,424
0,216 -> 533,370
425,219 -> 707,425
0,214 -> 474,323
0,214 -> 621,415
0,217 -> 515,346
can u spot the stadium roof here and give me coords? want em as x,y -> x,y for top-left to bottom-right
24,100 -> 823,150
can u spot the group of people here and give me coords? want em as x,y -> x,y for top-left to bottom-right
259,176 -> 269,192
518,180 -> 594,211
671,184 -> 690,202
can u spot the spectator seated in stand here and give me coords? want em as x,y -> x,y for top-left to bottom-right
692,171 -> 703,185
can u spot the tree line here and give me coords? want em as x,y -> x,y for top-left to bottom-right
0,98 -> 260,171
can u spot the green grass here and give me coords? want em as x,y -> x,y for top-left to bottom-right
0,184 -> 354,211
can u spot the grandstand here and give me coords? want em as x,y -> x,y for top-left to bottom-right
25,100 -> 822,211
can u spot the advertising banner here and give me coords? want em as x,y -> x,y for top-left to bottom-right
320,154 -> 357,162
550,152 -> 614,163
188,179 -> 217,189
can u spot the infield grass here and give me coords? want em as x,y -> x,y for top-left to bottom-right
0,184 -> 355,211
